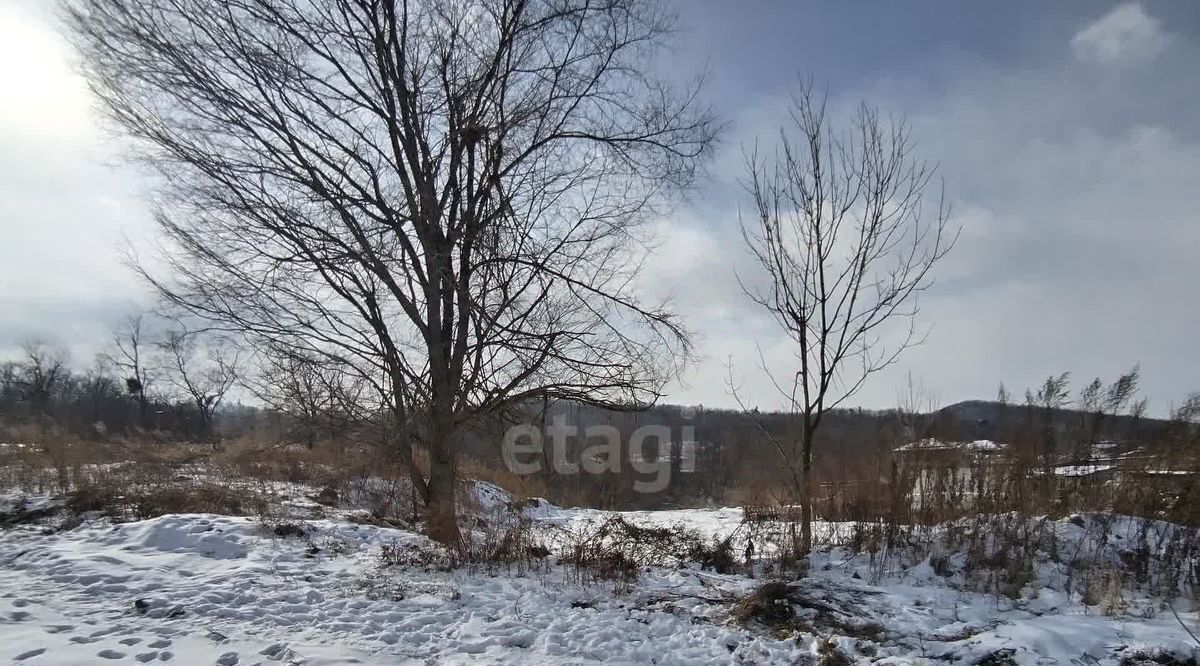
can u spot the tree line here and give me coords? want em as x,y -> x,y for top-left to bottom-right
0,316 -> 237,441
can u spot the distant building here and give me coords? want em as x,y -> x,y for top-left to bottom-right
1040,440 -> 1196,495
894,438 -> 1004,456
587,440 -> 717,474
893,438 -> 1007,506
1049,463 -> 1118,481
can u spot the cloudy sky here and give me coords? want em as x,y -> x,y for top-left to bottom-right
1,1 -> 1198,415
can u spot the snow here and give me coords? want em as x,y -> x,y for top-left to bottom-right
469,480 -> 514,512
1,485 -> 1198,664
895,438 -> 1004,453
0,513 -> 805,664
1053,464 -> 1116,477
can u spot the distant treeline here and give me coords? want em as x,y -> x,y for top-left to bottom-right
0,322 -> 238,442
2,333 -> 1194,511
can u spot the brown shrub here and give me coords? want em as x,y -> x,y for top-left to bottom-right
732,581 -> 796,630
133,483 -> 246,519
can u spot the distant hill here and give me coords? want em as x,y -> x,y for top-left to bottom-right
458,397 -> 1173,467
935,399 -> 1168,443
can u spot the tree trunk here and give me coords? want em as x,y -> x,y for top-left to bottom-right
425,440 -> 460,548
391,407 -> 428,502
800,439 -> 813,558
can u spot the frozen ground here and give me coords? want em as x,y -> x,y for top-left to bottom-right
0,485 -> 1197,665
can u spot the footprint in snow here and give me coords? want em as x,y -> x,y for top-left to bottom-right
96,649 -> 126,659
148,639 -> 172,649
135,652 -> 159,663
14,648 -> 47,661
216,652 -> 239,665
92,555 -> 126,565
260,643 -> 296,661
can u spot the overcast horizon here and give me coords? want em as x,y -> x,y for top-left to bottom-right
2,0 -> 1198,416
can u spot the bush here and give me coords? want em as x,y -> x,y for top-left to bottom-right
560,516 -> 734,584
133,484 -> 246,519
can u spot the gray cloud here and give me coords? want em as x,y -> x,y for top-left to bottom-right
652,1 -> 1200,415
2,0 -> 1196,417
1071,2 -> 1169,65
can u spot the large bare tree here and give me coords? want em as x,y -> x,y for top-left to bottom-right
736,84 -> 954,555
65,0 -> 715,543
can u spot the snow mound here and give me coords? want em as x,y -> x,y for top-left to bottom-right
113,515 -> 252,559
468,480 -> 512,511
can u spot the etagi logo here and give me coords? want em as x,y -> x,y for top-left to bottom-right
500,412 -> 699,493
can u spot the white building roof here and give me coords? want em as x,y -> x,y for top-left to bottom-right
895,438 -> 1004,453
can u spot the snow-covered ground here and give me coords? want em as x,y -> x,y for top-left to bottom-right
1,484 -> 1198,665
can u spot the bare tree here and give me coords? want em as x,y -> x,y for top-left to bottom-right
895,371 -> 938,445
1025,372 -> 1070,469
251,345 -> 370,448
0,361 -> 19,412
18,341 -> 70,415
81,358 -> 123,431
102,313 -> 155,428
1075,365 -> 1142,459
66,0 -> 715,543
157,328 -> 239,439
1166,393 -> 1200,463
735,84 -> 955,555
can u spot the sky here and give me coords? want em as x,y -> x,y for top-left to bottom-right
0,0 -> 1198,415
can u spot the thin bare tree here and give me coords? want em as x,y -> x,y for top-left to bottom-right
102,313 -> 155,428
895,371 -> 938,446
735,83 -> 955,555
1166,393 -> 1200,465
250,345 -> 370,448
65,0 -> 715,544
1075,365 -> 1142,460
1025,372 -> 1071,470
157,328 -> 240,439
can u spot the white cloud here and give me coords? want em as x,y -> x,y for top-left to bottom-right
1071,2 -> 1168,65
0,2 -> 155,359
0,2 -> 96,144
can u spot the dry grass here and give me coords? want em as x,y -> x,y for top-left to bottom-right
2,421 -> 1197,608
